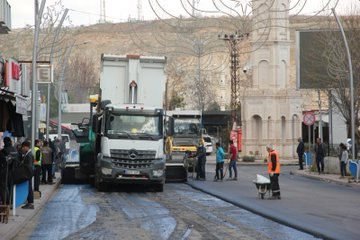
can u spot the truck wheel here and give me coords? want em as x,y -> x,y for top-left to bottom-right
153,183 -> 164,192
61,167 -> 75,184
95,172 -> 108,192
96,182 -> 108,192
88,175 -> 95,187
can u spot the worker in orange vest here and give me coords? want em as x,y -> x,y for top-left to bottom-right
266,144 -> 281,200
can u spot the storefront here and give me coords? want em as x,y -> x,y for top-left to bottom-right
0,59 -> 29,147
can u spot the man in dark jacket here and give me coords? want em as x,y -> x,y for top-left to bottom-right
196,140 -> 207,180
20,141 -> 35,209
0,137 -> 17,204
315,138 -> 325,174
296,138 -> 305,170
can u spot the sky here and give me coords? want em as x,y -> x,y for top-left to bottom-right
9,0 -> 360,29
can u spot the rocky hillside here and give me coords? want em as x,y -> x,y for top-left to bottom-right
0,16 -> 329,109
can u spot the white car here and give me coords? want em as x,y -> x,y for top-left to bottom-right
347,138 -> 352,151
203,135 -> 213,155
44,134 -> 71,152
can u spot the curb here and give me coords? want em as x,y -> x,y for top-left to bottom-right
290,171 -> 360,188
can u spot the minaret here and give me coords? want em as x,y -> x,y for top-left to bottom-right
241,0 -> 303,158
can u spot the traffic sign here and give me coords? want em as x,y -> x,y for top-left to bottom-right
303,112 -> 315,126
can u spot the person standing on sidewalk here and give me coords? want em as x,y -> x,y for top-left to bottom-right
227,140 -> 238,181
21,141 -> 35,209
296,137 -> 305,170
0,137 -> 17,205
315,138 -> 325,174
214,142 -> 225,181
196,139 -> 207,180
266,144 -> 281,200
33,139 -> 42,194
339,143 -> 349,178
41,141 -> 53,184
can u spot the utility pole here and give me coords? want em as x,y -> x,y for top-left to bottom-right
137,0 -> 143,21
218,32 -> 248,128
100,0 -> 106,23
31,0 -> 46,148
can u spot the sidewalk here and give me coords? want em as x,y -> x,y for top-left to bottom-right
291,168 -> 360,187
207,156 -> 360,187
0,173 -> 61,240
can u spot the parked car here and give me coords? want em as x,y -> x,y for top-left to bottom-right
347,138 -> 352,151
203,135 -> 213,155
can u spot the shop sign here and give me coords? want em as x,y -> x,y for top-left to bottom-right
37,64 -> 53,83
16,95 -> 29,115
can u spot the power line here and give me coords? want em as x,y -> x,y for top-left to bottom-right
67,8 -> 128,23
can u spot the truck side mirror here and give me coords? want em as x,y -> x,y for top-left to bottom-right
91,115 -> 97,133
101,100 -> 111,109
167,118 -> 174,136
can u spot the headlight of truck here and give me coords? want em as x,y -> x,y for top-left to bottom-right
101,167 -> 112,175
152,169 -> 164,177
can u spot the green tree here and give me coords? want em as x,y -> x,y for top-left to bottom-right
169,93 -> 185,110
207,101 -> 221,111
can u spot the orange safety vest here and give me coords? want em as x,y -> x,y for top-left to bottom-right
267,150 -> 280,174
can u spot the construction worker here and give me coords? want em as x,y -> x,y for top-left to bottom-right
196,139 -> 207,180
266,144 -> 281,200
33,139 -> 42,194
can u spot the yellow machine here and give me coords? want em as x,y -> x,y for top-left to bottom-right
165,110 -> 204,181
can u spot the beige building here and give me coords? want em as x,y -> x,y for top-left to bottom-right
240,0 -> 303,159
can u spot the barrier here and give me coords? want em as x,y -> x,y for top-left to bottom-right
304,152 -> 313,170
349,160 -> 359,183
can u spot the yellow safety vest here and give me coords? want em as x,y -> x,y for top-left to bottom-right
33,146 -> 42,166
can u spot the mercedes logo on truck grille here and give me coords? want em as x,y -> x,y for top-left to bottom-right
129,150 -> 138,160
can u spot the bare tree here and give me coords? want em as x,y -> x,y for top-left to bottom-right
307,12 -> 360,148
63,53 -> 98,103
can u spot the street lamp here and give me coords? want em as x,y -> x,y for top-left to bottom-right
57,41 -> 90,139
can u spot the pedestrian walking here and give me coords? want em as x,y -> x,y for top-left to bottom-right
214,142 -> 225,181
314,138 -> 325,174
41,141 -> 53,184
33,139 -> 42,193
266,144 -> 281,200
226,140 -> 238,181
196,139 -> 207,180
339,143 -> 349,178
21,141 -> 35,209
296,137 -> 305,170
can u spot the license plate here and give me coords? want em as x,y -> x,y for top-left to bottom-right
125,170 -> 140,175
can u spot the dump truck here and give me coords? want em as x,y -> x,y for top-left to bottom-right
68,54 -> 167,192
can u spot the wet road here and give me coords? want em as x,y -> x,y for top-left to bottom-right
14,183 -> 319,240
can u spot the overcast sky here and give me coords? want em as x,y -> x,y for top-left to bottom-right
9,0 -> 360,29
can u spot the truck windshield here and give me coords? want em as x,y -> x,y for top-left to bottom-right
106,113 -> 161,139
173,119 -> 201,136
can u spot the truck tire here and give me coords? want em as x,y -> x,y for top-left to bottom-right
153,183 -> 164,192
95,172 -> 108,192
88,175 -> 95,187
61,167 -> 75,184
96,182 -> 108,192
